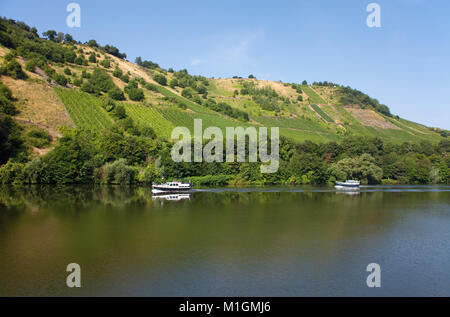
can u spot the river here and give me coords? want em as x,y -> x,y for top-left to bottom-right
0,185 -> 449,296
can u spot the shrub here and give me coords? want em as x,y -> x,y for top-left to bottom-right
100,59 -> 110,68
108,87 -> 126,101
88,53 -> 97,63
181,88 -> 193,99
101,99 -> 116,112
120,74 -> 129,83
83,68 -> 116,94
81,70 -> 90,79
25,58 -> 38,72
112,104 -> 127,119
169,78 -> 178,88
26,127 -> 51,148
153,73 -> 167,86
126,87 -> 145,101
0,161 -> 25,184
0,59 -> 27,80
73,78 -> 83,87
113,67 -> 123,78
74,56 -> 84,65
145,83 -> 158,92
63,67 -> 72,75
138,164 -> 161,184
102,159 -> 135,184
53,73 -> 68,86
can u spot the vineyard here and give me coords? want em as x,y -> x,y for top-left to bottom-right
302,85 -> 327,104
124,103 -> 175,138
311,104 -> 334,122
160,107 -> 251,134
54,88 -> 114,130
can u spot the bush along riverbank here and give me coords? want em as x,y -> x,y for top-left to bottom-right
0,126 -> 449,186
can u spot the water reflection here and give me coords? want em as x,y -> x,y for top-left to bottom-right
0,185 -> 449,296
152,193 -> 192,202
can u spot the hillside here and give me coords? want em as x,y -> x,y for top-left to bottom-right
1,17 -> 449,186
0,19 -> 447,144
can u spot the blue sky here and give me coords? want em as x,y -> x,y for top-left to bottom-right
1,0 -> 449,129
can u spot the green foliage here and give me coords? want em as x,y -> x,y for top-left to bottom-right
153,73 -> 167,86
101,159 -> 136,184
301,85 -> 326,104
25,58 -> 38,72
25,127 -> 51,148
124,81 -> 145,101
203,99 -> 249,121
53,73 -> 68,86
0,81 -> 18,116
311,104 -> 334,122
113,67 -> 123,78
54,88 -> 114,129
0,59 -> 27,79
181,87 -> 193,98
138,163 -> 162,184
338,85 -> 391,116
0,114 -> 26,164
88,53 -> 97,63
328,154 -> 383,184
108,87 -> 126,101
113,104 -> 127,119
100,59 -> 110,68
120,73 -> 130,83
81,68 -> 116,95
103,45 -> 126,59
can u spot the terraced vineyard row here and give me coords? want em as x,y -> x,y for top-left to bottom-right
159,107 -> 250,133
54,88 -> 113,130
311,104 -> 334,122
302,85 -> 326,104
255,115 -> 329,132
124,103 -> 175,138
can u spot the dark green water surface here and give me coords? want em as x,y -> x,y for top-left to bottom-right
0,185 -> 449,296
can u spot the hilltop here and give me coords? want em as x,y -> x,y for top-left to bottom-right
0,17 -> 449,186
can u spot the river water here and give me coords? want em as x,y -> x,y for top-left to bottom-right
0,185 -> 449,296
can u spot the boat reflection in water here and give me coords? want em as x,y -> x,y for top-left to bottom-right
152,193 -> 192,202
336,190 -> 360,196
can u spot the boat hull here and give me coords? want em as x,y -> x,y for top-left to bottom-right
335,181 -> 360,190
152,187 -> 191,194
334,185 -> 360,190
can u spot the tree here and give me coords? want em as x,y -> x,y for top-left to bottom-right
64,33 -> 74,43
42,30 -> 57,41
302,80 -> 308,85
248,74 -> 255,79
87,39 -> 99,48
56,32 -> 65,43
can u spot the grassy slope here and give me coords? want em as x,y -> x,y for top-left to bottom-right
1,40 -> 444,145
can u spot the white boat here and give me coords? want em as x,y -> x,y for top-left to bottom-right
152,181 -> 192,194
335,180 -> 360,190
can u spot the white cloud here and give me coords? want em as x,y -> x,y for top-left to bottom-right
191,59 -> 202,66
